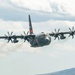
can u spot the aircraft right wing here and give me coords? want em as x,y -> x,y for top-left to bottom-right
49,27 -> 75,40
0,31 -> 35,43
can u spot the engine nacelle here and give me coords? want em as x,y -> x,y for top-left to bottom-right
12,40 -> 19,43
60,35 -> 66,40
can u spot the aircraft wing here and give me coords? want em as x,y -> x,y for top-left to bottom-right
0,35 -> 23,39
49,28 -> 75,40
0,35 -> 22,43
0,34 -> 35,43
49,31 -> 70,36
0,36 -> 7,39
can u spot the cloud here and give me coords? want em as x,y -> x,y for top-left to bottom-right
9,0 -> 75,16
49,50 -> 65,58
48,42 -> 75,58
0,0 -> 75,22
49,0 -> 75,16
0,19 -> 26,32
10,0 -> 52,12
48,37 -> 75,58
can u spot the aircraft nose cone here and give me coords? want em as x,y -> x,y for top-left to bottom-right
45,38 -> 51,45
46,36 -> 49,40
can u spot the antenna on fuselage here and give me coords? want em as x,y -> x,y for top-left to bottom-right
29,15 -> 33,35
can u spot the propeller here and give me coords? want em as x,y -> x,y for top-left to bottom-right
52,29 -> 60,40
68,26 -> 75,39
21,31 -> 29,42
5,31 -> 13,43
21,31 -> 35,42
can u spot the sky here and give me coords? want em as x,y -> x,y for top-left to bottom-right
0,0 -> 75,75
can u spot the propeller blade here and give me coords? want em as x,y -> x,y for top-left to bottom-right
69,28 -> 71,31
74,31 -> 75,34
68,27 -> 75,38
7,39 -> 10,43
58,29 -> 60,32
23,31 -> 26,35
68,34 -> 71,37
72,35 -> 74,39
5,31 -> 14,43
54,37 -> 56,40
23,35 -> 27,42
5,34 -> 7,37
7,31 -> 9,36
24,40 -> 26,42
11,39 -> 12,42
72,26 -> 74,30
58,37 -> 60,40
27,31 -> 29,35
52,29 -> 61,40
52,32 -> 54,34
55,29 -> 56,32
11,32 -> 13,35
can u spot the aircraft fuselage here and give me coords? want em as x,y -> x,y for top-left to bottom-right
29,32 -> 51,47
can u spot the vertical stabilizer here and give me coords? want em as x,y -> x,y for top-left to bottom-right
29,15 -> 33,35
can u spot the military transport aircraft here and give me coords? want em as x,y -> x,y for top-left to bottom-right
0,15 -> 75,47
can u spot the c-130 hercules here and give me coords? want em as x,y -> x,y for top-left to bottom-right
0,15 -> 75,47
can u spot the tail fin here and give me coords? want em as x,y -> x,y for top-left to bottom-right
29,15 -> 33,35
